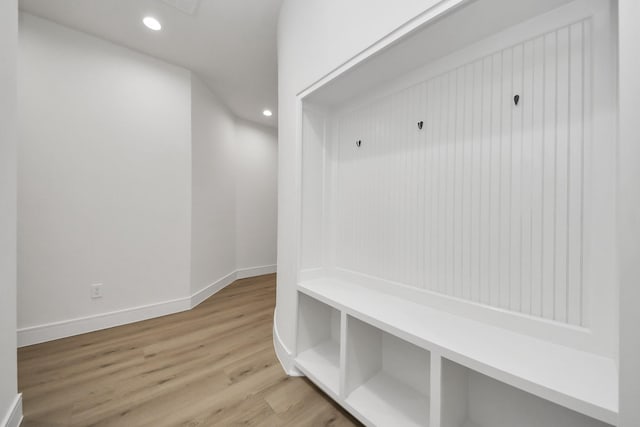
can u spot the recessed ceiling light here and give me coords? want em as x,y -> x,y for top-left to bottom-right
263,109 -> 273,117
143,16 -> 162,31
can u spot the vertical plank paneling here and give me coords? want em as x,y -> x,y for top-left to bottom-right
567,22 -> 585,326
555,27 -> 570,323
462,66 -> 475,299
355,107 -> 365,274
492,52 -> 511,310
330,21 -> 589,327
381,97 -> 394,282
400,87 -> 411,286
453,67 -> 466,297
426,79 -> 436,291
479,56 -> 493,305
416,83 -> 428,289
530,35 -> 545,317
469,59 -> 483,302
391,91 -> 403,282
500,48 -> 513,309
371,100 -> 382,280
580,20 -> 591,328
542,32 -> 558,320
358,107 -> 371,276
371,102 -> 383,280
489,52 -> 503,308
355,107 -> 364,274
335,114 -> 346,267
446,70 -> 457,296
406,87 -> 417,287
510,43 -> 524,312
521,40 -> 535,315
436,74 -> 447,294
360,107 -> 370,273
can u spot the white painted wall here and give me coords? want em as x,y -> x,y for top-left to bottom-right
618,1 -> 640,425
0,0 -> 20,424
235,120 -> 278,272
190,74 -> 237,295
276,0 -> 460,364
17,14 -> 279,343
190,77 -> 277,293
18,14 -> 192,329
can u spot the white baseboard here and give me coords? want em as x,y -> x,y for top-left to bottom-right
236,264 -> 276,279
190,271 -> 237,308
191,266 -> 276,308
17,265 -> 276,347
18,297 -> 191,347
1,394 -> 22,427
272,306 -> 302,377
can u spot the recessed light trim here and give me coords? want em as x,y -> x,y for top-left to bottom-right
143,16 -> 162,31
263,109 -> 273,117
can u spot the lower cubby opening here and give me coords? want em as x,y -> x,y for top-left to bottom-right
296,292 -> 341,395
345,315 -> 430,427
441,359 -> 614,427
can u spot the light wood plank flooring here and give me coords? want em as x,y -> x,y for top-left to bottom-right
18,274 -> 361,426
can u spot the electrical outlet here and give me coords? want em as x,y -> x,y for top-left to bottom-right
91,283 -> 103,299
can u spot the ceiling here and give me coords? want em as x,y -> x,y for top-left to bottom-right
18,0 -> 282,127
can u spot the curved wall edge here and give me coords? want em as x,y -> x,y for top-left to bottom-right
272,306 -> 303,376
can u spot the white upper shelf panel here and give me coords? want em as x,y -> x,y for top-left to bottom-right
304,0 -> 575,107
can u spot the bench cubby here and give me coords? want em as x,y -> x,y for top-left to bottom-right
345,315 -> 431,426
296,293 -> 341,396
440,358 -> 613,427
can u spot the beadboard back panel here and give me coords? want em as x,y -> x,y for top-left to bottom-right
330,19 -> 592,327
299,0 -> 617,355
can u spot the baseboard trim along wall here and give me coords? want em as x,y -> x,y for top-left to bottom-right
190,271 -> 238,308
1,394 -> 23,427
236,264 -> 277,279
18,297 -> 192,347
17,266 -> 277,347
272,306 -> 302,377
190,265 -> 276,307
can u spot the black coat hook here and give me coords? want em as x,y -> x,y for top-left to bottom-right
514,94 -> 520,106
356,139 -> 362,148
417,121 -> 424,130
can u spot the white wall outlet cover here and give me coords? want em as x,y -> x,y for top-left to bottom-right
91,283 -> 103,299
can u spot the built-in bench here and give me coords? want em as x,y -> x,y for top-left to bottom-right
296,278 -> 617,427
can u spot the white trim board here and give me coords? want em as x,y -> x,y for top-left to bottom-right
191,265 -> 277,307
1,394 -> 22,427
17,296 -> 191,347
236,264 -> 277,279
17,266 -> 276,347
190,271 -> 238,308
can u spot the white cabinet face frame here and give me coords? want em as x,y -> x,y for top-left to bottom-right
295,0 -> 617,359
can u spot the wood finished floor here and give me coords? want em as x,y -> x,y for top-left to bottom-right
18,274 -> 361,427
